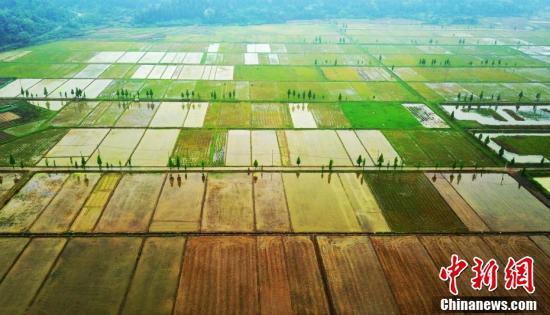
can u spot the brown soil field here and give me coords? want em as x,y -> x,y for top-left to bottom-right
483,236 -> 550,312
450,236 -> 516,298
0,235 -> 545,313
121,237 -> 185,315
174,236 -> 258,315
318,236 -> 399,314
95,174 -> 165,233
371,236 -> 447,314
30,173 -> 100,233
256,236 -> 294,315
202,173 -> 254,232
530,235 -> 550,256
419,235 -> 498,298
254,173 -> 291,232
282,236 -> 331,314
150,173 -> 205,232
27,237 -> 142,315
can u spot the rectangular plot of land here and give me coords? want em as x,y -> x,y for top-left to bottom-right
0,173 -> 68,232
172,129 -> 226,166
95,173 -> 165,232
254,173 -> 290,232
53,78 -> 93,98
338,173 -> 390,232
256,237 -> 294,315
148,65 -> 167,79
205,53 -> 221,64
201,65 -> 215,80
30,173 -> 100,233
175,236 -> 258,315
202,173 -> 253,232
178,65 -> 204,80
268,53 -> 280,64
122,237 -> 185,315
444,173 -> 550,232
49,101 -> 98,127
45,128 -> 109,159
337,130 -> 373,165
429,173 -> 489,232
247,44 -> 271,53
244,53 -> 259,65
371,236 -> 448,314
172,53 -> 187,63
252,130 -> 280,166
131,129 -> 179,166
0,238 -> 28,280
283,173 -> 361,232
251,103 -> 292,128
0,173 -> 19,200
149,102 -> 188,127
84,79 -> 112,98
132,65 -> 154,79
174,237 -> 259,314
70,173 -> 121,232
93,101 -> 126,126
139,51 -> 166,64
0,238 -> 66,315
318,236 -> 399,314
74,64 -> 110,79
150,173 -> 205,232
88,51 -> 124,63
115,102 -> 158,127
161,65 -> 178,79
183,52 -> 203,64
355,130 -> 400,165
288,103 -> 317,128
208,43 -> 220,53
160,52 -> 177,64
0,79 -> 41,97
282,236 -> 331,314
215,65 -> 234,80
286,130 -> 351,166
117,51 -> 145,63
482,236 -> 550,310
366,173 -> 466,232
27,79 -> 67,97
226,130 -> 251,166
28,238 -> 141,315
89,128 -> 144,166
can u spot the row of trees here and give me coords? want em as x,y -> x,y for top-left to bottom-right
456,91 -> 542,102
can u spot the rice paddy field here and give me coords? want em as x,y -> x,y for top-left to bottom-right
0,19 -> 548,313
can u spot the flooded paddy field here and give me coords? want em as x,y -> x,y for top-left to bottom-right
0,171 -> 547,234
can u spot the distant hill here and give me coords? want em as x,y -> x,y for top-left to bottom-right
1,0 -> 548,49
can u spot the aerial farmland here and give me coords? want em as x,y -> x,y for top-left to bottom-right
0,2 -> 549,313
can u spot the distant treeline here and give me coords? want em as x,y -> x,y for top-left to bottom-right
0,0 -> 548,49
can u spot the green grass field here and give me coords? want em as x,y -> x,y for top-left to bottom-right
384,130 -> 497,167
341,102 -> 421,129
365,172 -> 467,232
493,135 -> 550,158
